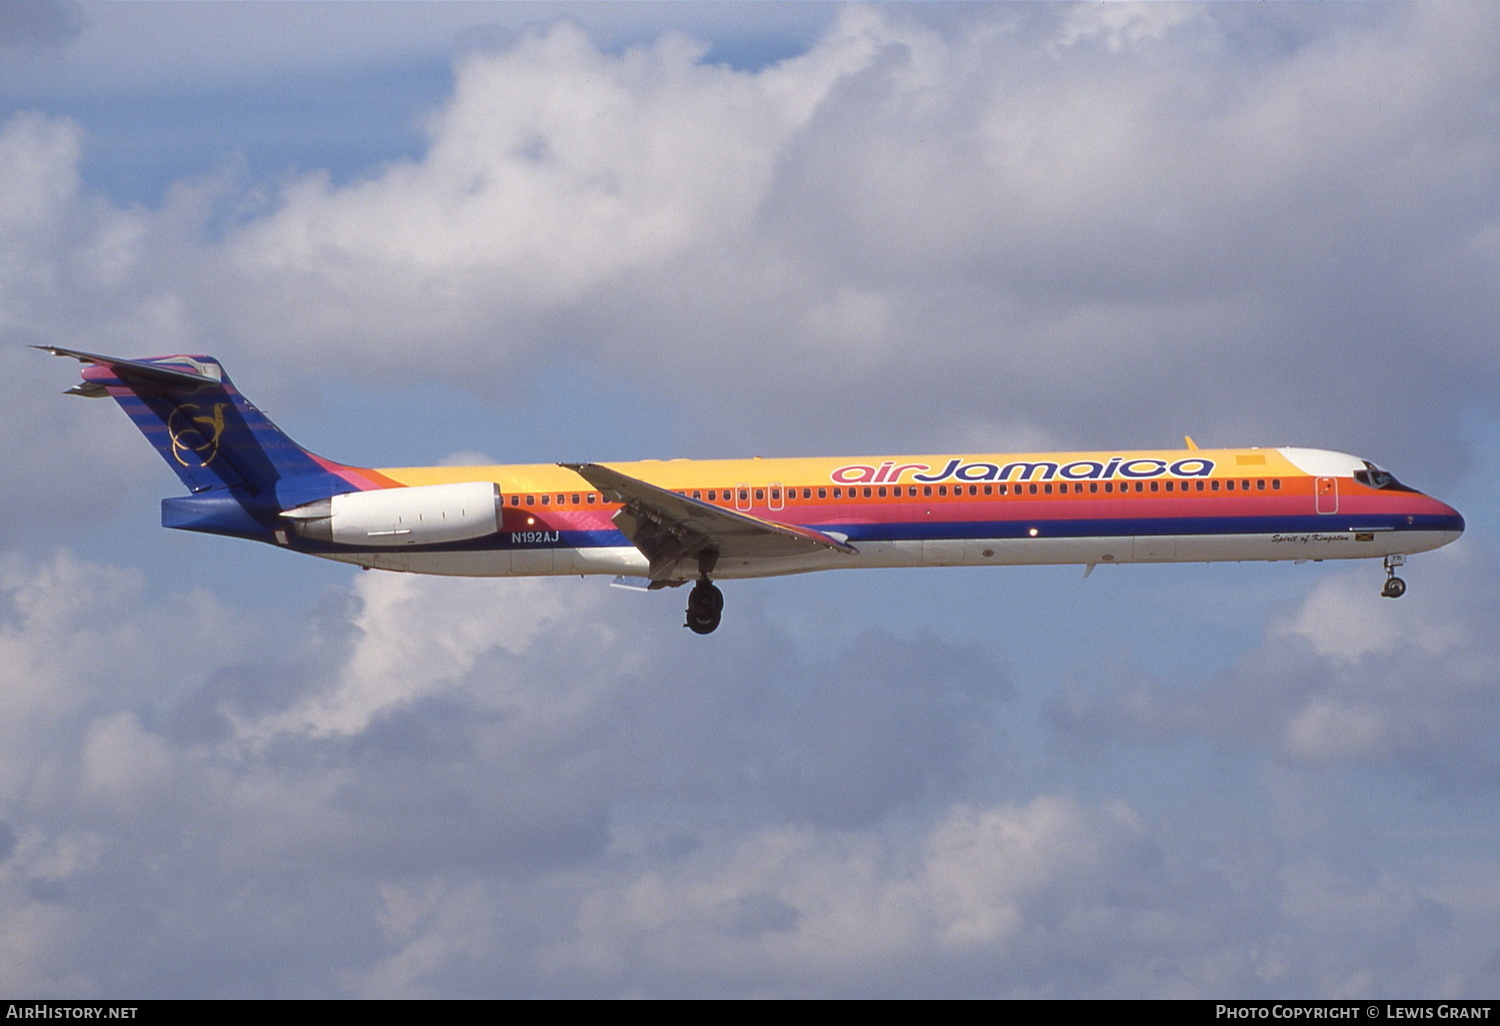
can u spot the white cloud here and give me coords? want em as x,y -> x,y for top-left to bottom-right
567,795 -> 1157,992
1271,570 -> 1466,663
6,5 -> 1500,464
0,541 -> 1493,996
1053,541 -> 1500,772
260,572 -> 576,738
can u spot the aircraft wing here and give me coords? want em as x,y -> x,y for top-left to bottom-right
561,462 -> 857,581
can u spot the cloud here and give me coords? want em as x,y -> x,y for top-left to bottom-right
564,795 -> 1166,997
207,4 -> 1500,465
1052,541 -> 1500,779
7,5 -> 1500,467
0,114 -> 194,539
0,549 -> 1013,994
0,539 -> 1494,996
0,547 -> 1492,997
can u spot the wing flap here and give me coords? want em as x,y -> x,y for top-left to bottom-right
561,462 -> 856,580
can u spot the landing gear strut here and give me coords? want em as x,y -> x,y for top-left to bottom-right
1381,554 -> 1407,599
684,551 -> 723,634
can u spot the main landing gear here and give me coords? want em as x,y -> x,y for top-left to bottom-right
684,551 -> 723,634
1381,554 -> 1407,599
685,578 -> 724,634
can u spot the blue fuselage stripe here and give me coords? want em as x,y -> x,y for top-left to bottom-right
286,511 -> 1460,555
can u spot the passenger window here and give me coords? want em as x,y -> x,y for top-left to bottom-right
541,495 -> 549,505
526,495 -> 535,506
1151,481 -> 1159,492
878,487 -> 887,498
1044,484 -> 1053,494
572,494 -> 580,504
924,486 -> 933,497
818,488 -> 827,499
984,485 -> 993,496
1089,482 -> 1098,493
998,484 -> 1007,496
1135,482 -> 1144,492
863,487 -> 872,498
755,489 -> 764,501
938,486 -> 947,496
509,496 -> 520,506
1226,481 -> 1235,491
1273,480 -> 1281,490
1211,480 -> 1220,491
770,488 -> 780,501
1256,479 -> 1265,490
1104,482 -> 1113,493
1029,484 -> 1038,495
1196,481 -> 1204,491
803,488 -> 811,499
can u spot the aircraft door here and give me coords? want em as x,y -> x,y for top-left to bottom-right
768,483 -> 784,512
735,484 -> 751,512
1315,476 -> 1338,514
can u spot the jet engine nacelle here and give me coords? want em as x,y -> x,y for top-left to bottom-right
282,481 -> 502,547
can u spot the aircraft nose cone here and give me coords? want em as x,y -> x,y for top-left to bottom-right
1428,497 -> 1465,544
1445,501 -> 1466,537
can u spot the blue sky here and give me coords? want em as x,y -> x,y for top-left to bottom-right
2,1 -> 1498,998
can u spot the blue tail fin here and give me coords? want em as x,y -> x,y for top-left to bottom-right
39,347 -> 344,492
38,348 -> 392,538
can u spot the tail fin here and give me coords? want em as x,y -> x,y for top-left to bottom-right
37,347 -> 393,505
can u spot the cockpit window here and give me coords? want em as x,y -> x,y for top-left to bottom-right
1353,461 -> 1415,492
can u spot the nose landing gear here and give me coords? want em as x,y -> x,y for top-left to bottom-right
1381,554 -> 1407,599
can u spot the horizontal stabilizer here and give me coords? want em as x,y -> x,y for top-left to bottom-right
35,345 -> 370,501
34,346 -> 222,393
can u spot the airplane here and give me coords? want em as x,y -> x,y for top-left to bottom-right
39,347 -> 1465,634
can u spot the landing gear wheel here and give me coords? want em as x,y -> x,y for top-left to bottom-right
1382,554 -> 1407,599
685,580 -> 724,634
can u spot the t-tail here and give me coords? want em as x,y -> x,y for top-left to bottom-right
37,347 -> 397,541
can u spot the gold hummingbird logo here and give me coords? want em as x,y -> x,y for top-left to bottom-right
167,402 -> 228,467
